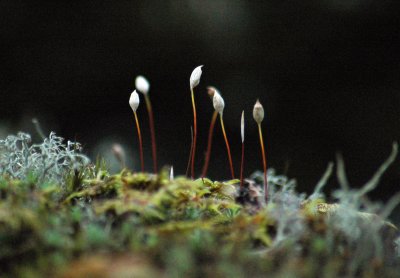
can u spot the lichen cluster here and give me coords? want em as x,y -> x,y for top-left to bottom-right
0,133 -> 399,277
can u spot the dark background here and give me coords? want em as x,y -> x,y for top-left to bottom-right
1,1 -> 400,206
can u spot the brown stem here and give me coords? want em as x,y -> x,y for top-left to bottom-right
240,141 -> 244,189
257,123 -> 268,201
190,88 -> 197,179
144,94 -> 158,173
186,126 -> 194,177
201,111 -> 218,178
134,111 -> 145,172
220,115 -> 235,179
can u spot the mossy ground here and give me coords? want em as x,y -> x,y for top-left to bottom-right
0,161 -> 399,278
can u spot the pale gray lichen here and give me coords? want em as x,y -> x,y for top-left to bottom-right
250,143 -> 399,265
0,132 -> 90,184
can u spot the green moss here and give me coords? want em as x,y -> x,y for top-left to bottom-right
0,162 -> 399,277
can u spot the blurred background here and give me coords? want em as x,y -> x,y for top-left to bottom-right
1,1 -> 400,207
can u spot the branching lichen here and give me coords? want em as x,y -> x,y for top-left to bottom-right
0,132 -> 90,185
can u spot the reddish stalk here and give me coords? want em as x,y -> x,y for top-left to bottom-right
257,124 -> 268,201
201,110 -> 218,178
240,141 -> 244,188
240,111 -> 245,189
190,88 -> 197,179
219,115 -> 235,179
186,126 -> 194,177
133,111 -> 145,172
144,94 -> 158,173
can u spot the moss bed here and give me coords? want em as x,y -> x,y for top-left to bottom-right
0,133 -> 399,277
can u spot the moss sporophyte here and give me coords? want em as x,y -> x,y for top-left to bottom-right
189,65 -> 203,179
135,75 -> 158,173
129,90 -> 144,172
131,67 -> 264,189
1,65 -> 400,277
213,90 -> 235,180
253,99 -> 268,202
240,110 -> 245,189
201,86 -> 218,178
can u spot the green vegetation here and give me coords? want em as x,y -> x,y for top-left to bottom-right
2,57 -> 399,276
0,132 -> 399,277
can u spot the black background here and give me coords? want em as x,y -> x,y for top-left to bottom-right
1,1 -> 400,206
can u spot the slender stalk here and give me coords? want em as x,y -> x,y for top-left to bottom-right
111,144 -> 126,169
186,126 -> 194,177
240,141 -> 244,189
240,110 -> 245,189
219,115 -> 235,179
133,111 -> 145,172
32,118 -> 46,140
201,110 -> 218,178
144,94 -> 158,173
257,123 -> 268,201
190,88 -> 197,179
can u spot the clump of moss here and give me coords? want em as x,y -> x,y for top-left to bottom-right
0,133 -> 399,277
